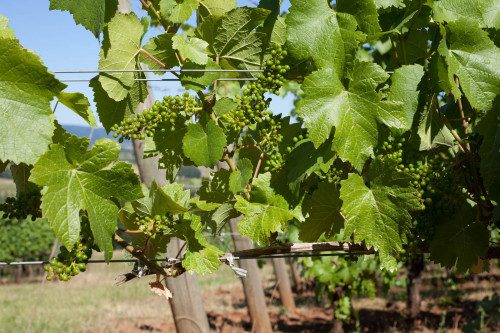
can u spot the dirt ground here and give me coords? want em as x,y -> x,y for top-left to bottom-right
95,271 -> 500,333
2,255 -> 498,333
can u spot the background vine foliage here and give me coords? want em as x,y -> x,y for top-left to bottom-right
0,0 -> 498,284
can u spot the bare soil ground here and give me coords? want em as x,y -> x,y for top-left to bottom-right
93,270 -> 500,333
1,256 -> 499,333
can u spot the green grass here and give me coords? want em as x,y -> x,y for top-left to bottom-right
0,252 -> 239,333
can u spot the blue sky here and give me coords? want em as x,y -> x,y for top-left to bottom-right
0,0 -> 293,126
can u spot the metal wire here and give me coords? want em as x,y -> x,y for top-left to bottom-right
60,77 -> 257,83
53,69 -> 264,74
0,251 -> 370,266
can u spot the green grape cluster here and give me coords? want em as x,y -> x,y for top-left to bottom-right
288,133 -> 307,151
257,115 -> 283,172
319,157 -> 351,185
224,45 -> 289,132
379,137 -> 464,208
378,137 -> 426,198
227,46 -> 290,172
111,93 -> 201,141
0,190 -> 42,221
260,46 -> 289,93
378,136 -> 466,239
44,219 -> 94,282
134,214 -> 173,237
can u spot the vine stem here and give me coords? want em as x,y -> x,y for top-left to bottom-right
122,229 -> 144,235
223,154 -> 237,172
175,241 -> 188,259
252,153 -> 265,180
454,77 -> 471,151
138,48 -> 181,79
52,101 -> 59,114
139,48 -> 166,69
434,102 -> 467,153
113,234 -> 166,276
139,0 -> 170,31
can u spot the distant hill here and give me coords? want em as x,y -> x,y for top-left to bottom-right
62,125 -> 133,151
1,125 -> 202,180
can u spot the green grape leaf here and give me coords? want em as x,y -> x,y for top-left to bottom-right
90,76 -> 148,132
0,37 -> 65,165
160,0 -> 200,23
374,0 -> 405,9
49,0 -> 118,38
11,163 -> 37,194
287,0 -> 365,73
172,34 -> 209,65
414,98 -> 454,150
269,15 -> 287,46
234,172 -> 299,244
286,140 -> 335,183
258,0 -> 286,47
234,195 -> 294,245
388,64 -> 425,130
130,185 -> 153,217
144,126 -> 186,182
182,120 -> 227,167
175,214 -> 222,274
229,158 -> 253,194
297,62 -> 405,171
0,16 -> 15,39
199,169 -> 232,203
183,242 -> 223,275
57,92 -> 97,127
429,204 -> 489,273
433,0 -> 500,29
476,107 -> 500,202
249,172 -> 276,203
209,202 -> 238,233
211,7 -> 270,69
189,197 -> 221,211
118,199 -> 170,259
199,0 -> 236,18
30,139 -> 143,260
150,182 -> 190,216
340,159 -> 423,271
180,59 -> 221,90
140,34 -> 178,73
337,0 -> 381,37
439,20 -> 500,112
212,97 -> 238,128
394,29 -> 429,65
98,13 -> 144,101
300,182 -> 344,242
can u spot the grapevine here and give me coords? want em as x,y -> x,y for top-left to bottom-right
134,214 -> 173,237
0,190 -> 42,221
44,216 -> 94,281
0,0 -> 497,294
111,93 -> 201,141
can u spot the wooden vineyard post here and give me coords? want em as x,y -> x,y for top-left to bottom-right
271,258 -> 296,311
132,101 -> 210,333
407,254 -> 424,323
132,130 -> 210,333
116,2 -> 211,332
230,218 -> 273,333
288,258 -> 303,293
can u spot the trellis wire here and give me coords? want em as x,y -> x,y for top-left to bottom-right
56,68 -> 261,83
0,251 -> 371,266
55,68 -> 394,83
53,69 -> 264,74
60,77 -> 258,83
